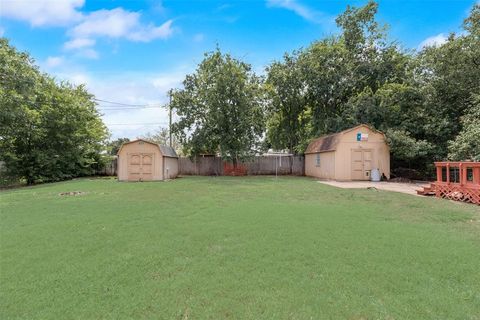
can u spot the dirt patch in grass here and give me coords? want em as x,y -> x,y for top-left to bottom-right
58,191 -> 87,196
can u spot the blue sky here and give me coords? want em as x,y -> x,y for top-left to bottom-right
0,0 -> 477,139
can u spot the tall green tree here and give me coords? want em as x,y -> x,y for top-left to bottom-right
163,1 -> 479,178
448,95 -> 480,161
301,0 -> 409,136
299,37 -> 352,135
0,38 -> 108,184
409,4 -> 480,164
170,49 -> 265,164
344,83 -> 434,168
446,5 -> 480,162
268,0 -> 410,147
265,52 -> 310,154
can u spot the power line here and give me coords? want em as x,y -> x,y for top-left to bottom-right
5,73 -> 175,147
1,73 -> 172,110
105,122 -> 168,126
94,98 -> 164,107
2,74 -> 175,129
98,106 -> 164,110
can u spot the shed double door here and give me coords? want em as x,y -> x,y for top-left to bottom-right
128,153 -> 154,181
351,149 -> 372,180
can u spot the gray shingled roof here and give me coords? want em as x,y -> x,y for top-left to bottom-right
159,145 -> 178,158
305,132 -> 340,154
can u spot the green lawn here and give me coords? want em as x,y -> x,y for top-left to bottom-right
1,177 -> 479,319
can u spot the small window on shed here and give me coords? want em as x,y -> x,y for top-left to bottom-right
315,153 -> 321,167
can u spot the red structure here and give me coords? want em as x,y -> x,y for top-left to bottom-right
223,162 -> 247,176
433,161 -> 480,205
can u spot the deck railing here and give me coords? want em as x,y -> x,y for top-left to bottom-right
434,162 -> 480,205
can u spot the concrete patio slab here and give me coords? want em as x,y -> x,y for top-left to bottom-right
317,180 -> 431,196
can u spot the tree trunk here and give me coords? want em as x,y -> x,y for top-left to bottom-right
26,172 -> 35,185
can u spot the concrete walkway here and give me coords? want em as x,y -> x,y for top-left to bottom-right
317,180 -> 432,196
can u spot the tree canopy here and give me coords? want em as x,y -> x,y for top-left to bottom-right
262,1 -> 480,176
167,2 -> 479,177
2,1 -> 479,182
0,38 -> 108,184
170,49 -> 265,163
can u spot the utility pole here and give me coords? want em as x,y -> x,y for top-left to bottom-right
168,90 -> 172,148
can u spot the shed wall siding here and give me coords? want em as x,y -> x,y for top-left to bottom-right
305,126 -> 390,181
305,152 -> 335,179
118,142 -> 164,181
163,157 -> 179,179
335,129 -> 390,180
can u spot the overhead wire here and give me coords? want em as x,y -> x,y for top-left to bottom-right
1,74 -> 168,106
93,98 -> 157,107
1,73 -> 174,127
98,106 -> 164,110
105,122 -> 169,126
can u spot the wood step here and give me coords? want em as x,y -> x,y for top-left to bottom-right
417,190 -> 436,196
417,184 -> 436,196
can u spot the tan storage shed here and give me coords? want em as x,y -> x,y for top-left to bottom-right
305,124 -> 390,181
117,139 -> 179,181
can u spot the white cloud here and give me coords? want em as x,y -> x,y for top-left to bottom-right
70,8 -> 173,42
63,72 -> 91,86
418,33 -> 448,50
45,56 -> 64,68
60,8 -> 174,58
128,20 -> 174,42
0,0 -> 84,26
76,48 -> 99,59
95,73 -> 184,139
51,69 -> 189,139
152,73 -> 186,91
64,38 -> 95,50
62,38 -> 98,59
266,0 -> 328,23
1,1 -> 175,60
71,8 -> 139,39
193,33 -> 205,42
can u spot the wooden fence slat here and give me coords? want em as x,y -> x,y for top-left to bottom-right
179,156 -> 305,176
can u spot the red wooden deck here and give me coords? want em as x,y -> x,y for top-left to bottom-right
433,161 -> 480,205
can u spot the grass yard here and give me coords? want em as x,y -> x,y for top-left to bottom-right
1,176 -> 479,319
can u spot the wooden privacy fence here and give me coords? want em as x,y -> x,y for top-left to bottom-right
96,158 -> 117,176
99,156 -> 304,177
178,156 -> 305,176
